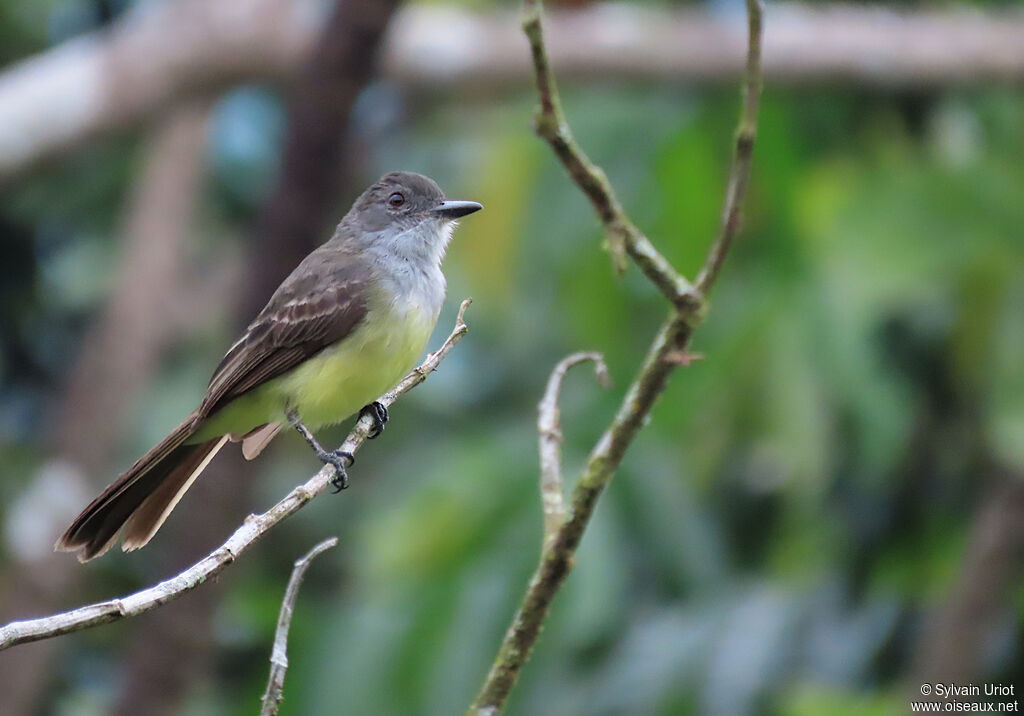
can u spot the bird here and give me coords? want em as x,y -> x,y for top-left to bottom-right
56,171 -> 482,561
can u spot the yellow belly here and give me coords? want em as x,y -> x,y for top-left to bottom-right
193,303 -> 436,440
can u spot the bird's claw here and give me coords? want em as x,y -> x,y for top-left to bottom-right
287,411 -> 356,492
359,401 -> 389,440
321,450 -> 354,493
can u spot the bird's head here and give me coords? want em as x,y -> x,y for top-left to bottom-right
345,171 -> 482,265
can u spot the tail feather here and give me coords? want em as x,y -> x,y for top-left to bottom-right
55,411 -> 222,562
239,422 -> 281,460
122,435 -> 228,551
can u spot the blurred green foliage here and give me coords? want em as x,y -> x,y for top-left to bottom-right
1,1 -> 1024,715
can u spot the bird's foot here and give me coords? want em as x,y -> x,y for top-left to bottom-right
287,410 -> 353,492
321,450 -> 354,493
359,401 -> 389,439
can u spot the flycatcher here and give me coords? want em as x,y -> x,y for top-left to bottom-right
56,171 -> 482,561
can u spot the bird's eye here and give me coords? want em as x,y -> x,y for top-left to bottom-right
387,192 -> 405,209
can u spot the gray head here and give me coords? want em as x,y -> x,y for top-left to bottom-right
340,172 -> 482,266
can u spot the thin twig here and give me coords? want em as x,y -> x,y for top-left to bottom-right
696,0 -> 764,294
537,352 -> 609,546
260,536 -> 339,716
521,0 -> 697,309
0,299 -> 471,651
469,0 -> 763,710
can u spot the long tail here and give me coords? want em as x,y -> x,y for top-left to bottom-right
55,411 -> 227,562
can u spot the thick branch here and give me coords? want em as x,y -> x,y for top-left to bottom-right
469,0 -> 763,710
537,352 -> 609,545
107,6 -> 399,712
388,4 -> 1024,89
0,300 -> 470,651
3,3 -> 1024,182
260,536 -> 339,716
246,0 -> 400,313
0,0 -> 312,182
53,102 -> 213,476
910,476 -> 1024,700
0,102 -> 213,716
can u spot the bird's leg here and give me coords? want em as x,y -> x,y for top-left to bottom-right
359,401 -> 389,440
286,410 -> 353,493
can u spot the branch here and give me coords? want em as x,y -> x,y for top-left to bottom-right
469,0 -> 763,710
106,5 -> 399,711
0,300 -> 471,651
537,352 -> 609,546
388,4 -> 1024,89
246,0 -> 400,314
53,101 -> 213,477
4,4 -> 1024,182
910,475 -> 1024,695
0,0 -> 313,183
260,536 -> 339,716
696,0 -> 764,295
469,315 -> 695,714
521,0 -> 696,305
0,104 -> 213,713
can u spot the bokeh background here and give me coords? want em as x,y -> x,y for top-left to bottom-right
1,0 -> 1023,714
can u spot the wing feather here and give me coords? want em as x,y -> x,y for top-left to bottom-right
198,259 -> 369,417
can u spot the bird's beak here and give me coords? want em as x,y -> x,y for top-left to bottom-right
430,200 -> 483,219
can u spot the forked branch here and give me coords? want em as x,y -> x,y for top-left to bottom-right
469,0 -> 763,711
537,352 -> 610,545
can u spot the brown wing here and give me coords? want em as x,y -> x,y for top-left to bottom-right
198,258 -> 369,418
